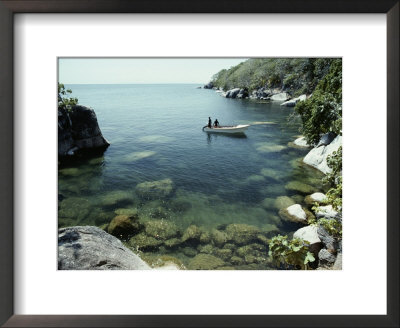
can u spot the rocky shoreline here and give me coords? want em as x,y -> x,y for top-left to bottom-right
58,105 -> 110,162
202,82 -> 308,107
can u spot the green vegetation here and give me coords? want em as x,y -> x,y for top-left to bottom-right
323,146 -> 342,211
58,83 -> 78,112
318,218 -> 342,239
294,60 -> 342,145
268,235 -> 315,270
212,58 -> 338,96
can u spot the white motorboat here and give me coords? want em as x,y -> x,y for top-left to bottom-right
202,124 -> 250,134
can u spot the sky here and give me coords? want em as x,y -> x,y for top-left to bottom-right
58,58 -> 247,84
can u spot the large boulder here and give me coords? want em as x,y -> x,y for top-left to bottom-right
203,81 -> 214,89
279,204 -> 310,224
270,92 -> 290,102
294,136 -> 310,148
58,105 -> 110,159
135,178 -> 174,200
107,214 -> 141,239
58,226 -> 150,270
318,248 -> 336,265
315,205 -> 339,220
225,88 -> 241,98
293,225 -> 322,255
303,135 -> 342,174
304,192 -> 327,205
188,254 -> 225,270
236,89 -> 249,99
317,225 -> 337,251
280,94 -> 307,107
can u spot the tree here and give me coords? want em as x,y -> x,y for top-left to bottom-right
295,59 -> 342,145
58,83 -> 78,112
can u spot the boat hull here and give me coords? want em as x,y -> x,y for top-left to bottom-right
203,124 -> 250,134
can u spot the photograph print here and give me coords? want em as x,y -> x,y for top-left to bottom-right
58,58 -> 342,270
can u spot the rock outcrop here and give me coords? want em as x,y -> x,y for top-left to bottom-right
279,204 -> 311,224
58,226 -> 150,270
225,88 -> 248,99
303,134 -> 342,174
203,81 -> 214,89
58,105 -> 109,159
280,94 -> 307,107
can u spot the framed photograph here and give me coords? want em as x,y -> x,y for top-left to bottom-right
0,1 -> 398,327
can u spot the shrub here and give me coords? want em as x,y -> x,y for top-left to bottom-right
58,83 -> 78,112
295,59 -> 342,145
268,235 -> 315,270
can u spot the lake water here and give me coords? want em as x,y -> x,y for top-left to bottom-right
58,84 -> 325,269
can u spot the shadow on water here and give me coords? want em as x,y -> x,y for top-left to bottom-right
206,132 -> 247,144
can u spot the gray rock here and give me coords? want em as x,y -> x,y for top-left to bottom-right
317,226 -> 337,251
318,248 -> 336,264
293,225 -> 321,244
203,81 -> 214,89
225,88 -> 241,98
303,135 -> 342,174
315,205 -> 339,220
293,136 -> 310,147
270,92 -> 289,101
58,105 -> 110,159
58,226 -> 150,270
316,132 -> 336,147
332,253 -> 342,270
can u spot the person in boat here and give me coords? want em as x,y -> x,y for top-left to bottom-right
213,119 -> 219,127
208,117 -> 212,128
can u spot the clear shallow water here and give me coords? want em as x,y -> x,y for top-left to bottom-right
58,84 -> 325,269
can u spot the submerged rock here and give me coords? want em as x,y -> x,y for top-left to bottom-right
181,225 -> 202,242
58,105 -> 109,160
215,248 -> 233,261
272,196 -> 295,210
107,214 -> 141,239
211,229 -> 228,247
135,178 -> 174,200
188,254 -> 225,270
58,197 -> 91,222
285,181 -> 315,194
164,237 -> 181,248
58,226 -> 150,270
129,232 -> 163,250
100,190 -> 135,207
144,220 -> 180,240
225,224 -> 260,245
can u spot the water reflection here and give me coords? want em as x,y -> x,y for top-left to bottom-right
206,132 -> 247,144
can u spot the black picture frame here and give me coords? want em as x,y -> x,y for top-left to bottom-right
0,1 -> 398,327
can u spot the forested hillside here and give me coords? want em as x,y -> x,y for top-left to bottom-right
211,58 -> 340,97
